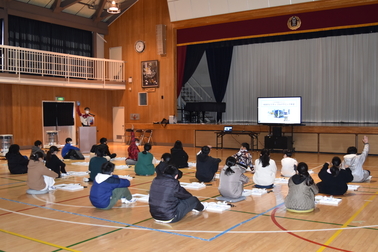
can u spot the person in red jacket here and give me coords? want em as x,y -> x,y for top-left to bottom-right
126,130 -> 140,165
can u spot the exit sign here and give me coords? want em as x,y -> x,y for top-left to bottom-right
56,97 -> 65,101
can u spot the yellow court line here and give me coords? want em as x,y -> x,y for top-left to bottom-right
316,192 -> 378,252
0,228 -> 81,252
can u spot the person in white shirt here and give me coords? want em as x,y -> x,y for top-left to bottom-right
281,149 -> 298,177
253,149 -> 277,189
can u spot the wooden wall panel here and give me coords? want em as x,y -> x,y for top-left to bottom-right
357,134 -> 378,155
319,133 -> 355,153
293,133 -> 318,152
0,83 -> 124,146
195,131 -> 216,148
105,0 -> 175,125
0,84 -> 13,135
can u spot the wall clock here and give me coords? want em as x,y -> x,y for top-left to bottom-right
135,40 -> 145,53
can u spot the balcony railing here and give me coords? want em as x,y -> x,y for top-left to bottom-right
0,45 -> 125,82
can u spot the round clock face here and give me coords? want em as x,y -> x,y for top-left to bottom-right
135,41 -> 145,53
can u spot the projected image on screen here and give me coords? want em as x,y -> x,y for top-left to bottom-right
257,97 -> 302,125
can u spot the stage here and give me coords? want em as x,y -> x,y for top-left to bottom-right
124,122 -> 378,154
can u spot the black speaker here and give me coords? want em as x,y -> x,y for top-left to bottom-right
272,127 -> 282,137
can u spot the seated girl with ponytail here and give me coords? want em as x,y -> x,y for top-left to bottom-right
285,162 -> 319,213
27,152 -> 58,193
45,146 -> 67,178
316,157 -> 353,195
253,149 -> 277,189
218,156 -> 249,199
135,143 -> 155,176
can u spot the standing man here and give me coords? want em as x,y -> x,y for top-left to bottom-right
76,101 -> 94,126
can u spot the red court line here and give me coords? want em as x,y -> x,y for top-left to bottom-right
270,207 -> 351,252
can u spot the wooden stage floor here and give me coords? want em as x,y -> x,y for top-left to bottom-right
1,143 -> 378,251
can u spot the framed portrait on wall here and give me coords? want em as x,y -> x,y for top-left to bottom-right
142,60 -> 159,88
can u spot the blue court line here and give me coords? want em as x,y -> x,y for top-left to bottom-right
0,197 -> 208,241
0,197 -> 282,242
0,181 -> 26,186
208,202 -> 284,241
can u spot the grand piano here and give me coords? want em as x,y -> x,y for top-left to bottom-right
184,102 -> 226,123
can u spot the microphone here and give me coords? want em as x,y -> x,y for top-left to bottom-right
89,113 -> 96,116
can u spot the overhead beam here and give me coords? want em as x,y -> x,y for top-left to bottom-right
60,0 -> 82,9
0,0 -> 108,34
51,0 -> 62,13
93,0 -> 107,21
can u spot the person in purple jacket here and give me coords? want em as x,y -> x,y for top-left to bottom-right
89,161 -> 135,209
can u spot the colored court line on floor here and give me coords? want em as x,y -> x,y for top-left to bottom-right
0,197 -> 209,241
208,202 -> 284,241
0,176 -> 26,182
52,218 -> 154,252
0,228 -> 81,252
232,208 -> 378,231
0,195 -> 284,243
271,207 -> 351,252
0,181 -> 26,186
316,192 -> 378,252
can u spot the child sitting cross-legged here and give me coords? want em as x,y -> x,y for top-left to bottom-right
89,161 -> 135,210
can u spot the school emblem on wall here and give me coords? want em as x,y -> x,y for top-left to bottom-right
287,16 -> 301,30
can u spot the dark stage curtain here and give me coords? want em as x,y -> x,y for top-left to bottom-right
8,15 -> 92,57
177,44 -> 206,97
177,45 -> 187,97
206,46 -> 233,103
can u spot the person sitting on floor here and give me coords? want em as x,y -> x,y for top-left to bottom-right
45,146 -> 67,178
6,144 -> 29,174
343,135 -> 371,183
61,138 -> 82,159
281,149 -> 298,177
30,140 -> 46,159
218,156 -> 249,199
27,152 -> 58,192
285,162 -> 318,212
89,161 -> 135,209
170,140 -> 189,168
149,165 -> 206,223
195,146 -> 221,182
88,146 -> 108,182
90,138 -> 117,160
317,157 -> 353,195
155,153 -> 182,179
135,143 -> 155,176
253,149 -> 277,189
232,142 -> 254,172
126,130 -> 140,165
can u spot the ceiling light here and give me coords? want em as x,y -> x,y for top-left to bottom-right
107,1 -> 120,14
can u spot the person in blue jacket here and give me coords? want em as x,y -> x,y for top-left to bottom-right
89,161 -> 135,209
61,137 -> 81,159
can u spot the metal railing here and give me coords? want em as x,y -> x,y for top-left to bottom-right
0,45 -> 125,82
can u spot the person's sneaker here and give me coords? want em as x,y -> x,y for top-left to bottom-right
154,218 -> 173,224
121,198 -> 137,204
193,202 -> 208,212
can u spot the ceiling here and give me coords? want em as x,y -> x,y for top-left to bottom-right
0,0 -> 138,34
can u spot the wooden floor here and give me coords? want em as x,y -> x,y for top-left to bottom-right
1,143 -> 378,252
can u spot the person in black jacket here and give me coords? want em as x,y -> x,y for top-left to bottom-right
195,146 -> 221,182
6,144 -> 28,174
45,146 -> 67,178
317,156 -> 353,195
170,140 -> 189,168
90,138 -> 116,159
149,165 -> 205,223
155,153 -> 182,179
